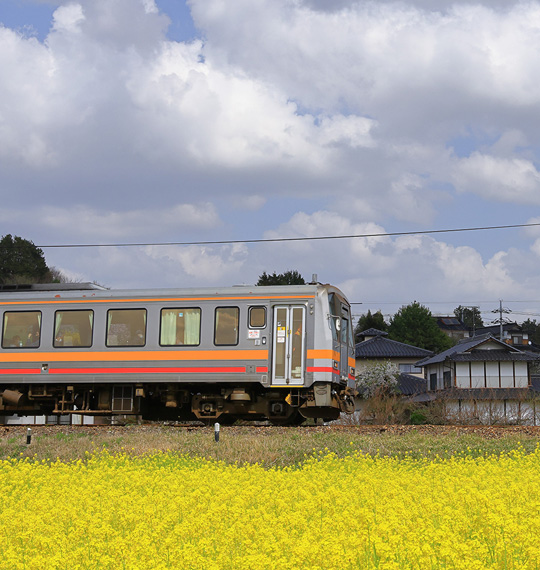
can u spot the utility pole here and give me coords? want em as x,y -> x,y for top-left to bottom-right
460,305 -> 480,336
491,299 -> 511,341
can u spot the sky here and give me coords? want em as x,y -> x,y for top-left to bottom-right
1,0 -> 540,327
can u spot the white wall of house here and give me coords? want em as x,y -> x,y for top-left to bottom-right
427,360 -> 530,390
445,400 -> 539,425
453,361 -> 529,389
426,363 -> 445,390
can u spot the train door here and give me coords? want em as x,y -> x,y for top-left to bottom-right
271,306 -> 305,385
339,314 -> 353,381
330,294 -> 353,382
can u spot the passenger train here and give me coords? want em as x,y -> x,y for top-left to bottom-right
0,281 -> 356,424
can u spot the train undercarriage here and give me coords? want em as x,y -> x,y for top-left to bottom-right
0,382 -> 356,426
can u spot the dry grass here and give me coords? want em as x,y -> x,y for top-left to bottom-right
2,424 -> 540,466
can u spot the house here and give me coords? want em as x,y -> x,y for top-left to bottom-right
473,322 -> 529,347
434,316 -> 470,342
355,328 -> 433,378
416,334 -> 540,424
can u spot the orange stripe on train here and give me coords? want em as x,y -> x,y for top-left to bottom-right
0,294 -> 315,307
0,349 -> 268,364
307,349 -> 340,361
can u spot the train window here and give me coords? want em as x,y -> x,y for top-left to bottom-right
328,293 -> 339,341
341,318 -> 351,348
2,311 -> 41,348
160,308 -> 201,346
54,310 -> 93,348
214,307 -> 239,346
249,306 -> 266,328
106,309 -> 147,347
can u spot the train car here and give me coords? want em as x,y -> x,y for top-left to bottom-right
0,281 -> 356,424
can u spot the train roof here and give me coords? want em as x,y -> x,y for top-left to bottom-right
0,282 -> 349,303
0,283 -> 106,292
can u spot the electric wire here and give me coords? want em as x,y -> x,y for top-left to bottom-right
34,221 -> 540,249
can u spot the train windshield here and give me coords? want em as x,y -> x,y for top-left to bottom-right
329,293 -> 353,347
341,317 -> 353,348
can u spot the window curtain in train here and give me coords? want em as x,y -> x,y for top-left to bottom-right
2,315 -> 8,339
107,312 -> 115,345
184,310 -> 200,345
161,311 -> 176,345
86,312 -> 94,345
54,313 -> 63,338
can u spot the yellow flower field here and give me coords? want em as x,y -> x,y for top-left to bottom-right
0,447 -> 539,569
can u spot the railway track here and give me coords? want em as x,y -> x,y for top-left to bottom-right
2,422 -> 540,437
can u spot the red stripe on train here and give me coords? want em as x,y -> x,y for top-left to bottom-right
47,367 -> 247,375
0,369 -> 41,374
307,367 -> 339,374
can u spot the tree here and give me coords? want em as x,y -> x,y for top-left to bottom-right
355,361 -> 399,398
388,301 -> 454,353
354,310 -> 388,342
522,318 -> 540,345
0,234 -> 51,284
257,270 -> 305,285
454,305 -> 483,330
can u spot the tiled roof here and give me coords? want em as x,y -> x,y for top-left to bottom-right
474,322 -> 522,335
355,336 -> 433,359
435,316 -> 468,331
397,373 -> 426,395
358,328 -> 388,338
449,350 -> 537,362
417,334 -> 528,367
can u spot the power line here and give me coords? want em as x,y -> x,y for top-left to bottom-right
35,221 -> 540,249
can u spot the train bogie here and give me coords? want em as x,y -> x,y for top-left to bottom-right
0,282 -> 357,424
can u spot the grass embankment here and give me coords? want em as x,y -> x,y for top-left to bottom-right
1,424 -> 540,465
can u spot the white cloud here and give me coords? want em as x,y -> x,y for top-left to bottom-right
453,153 -> 540,205
52,4 -> 85,33
317,115 -> 377,149
190,0 -> 540,114
255,211 -> 531,307
0,203 -> 221,241
0,0 -> 379,205
144,242 -> 249,282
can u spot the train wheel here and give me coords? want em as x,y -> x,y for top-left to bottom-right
269,408 -> 305,426
217,414 -> 237,426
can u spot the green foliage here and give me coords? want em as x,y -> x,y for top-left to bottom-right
522,319 -> 540,345
408,409 -> 428,425
454,305 -> 483,329
257,270 -> 305,285
354,310 -> 388,342
0,234 -> 51,284
389,301 -> 454,353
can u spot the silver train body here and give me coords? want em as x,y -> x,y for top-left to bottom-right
0,282 -> 356,424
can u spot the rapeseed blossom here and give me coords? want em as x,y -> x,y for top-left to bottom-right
0,448 -> 539,569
